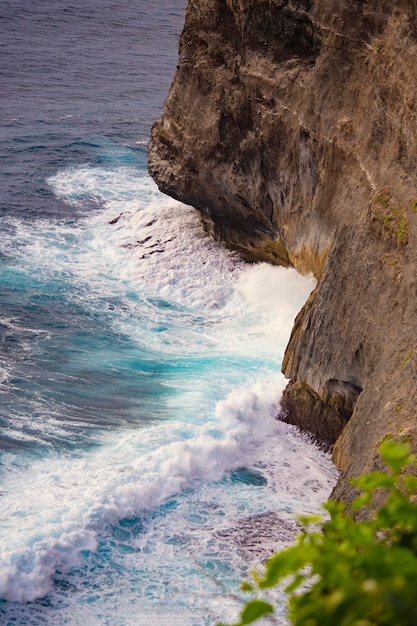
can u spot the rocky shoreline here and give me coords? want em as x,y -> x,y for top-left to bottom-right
148,0 -> 417,505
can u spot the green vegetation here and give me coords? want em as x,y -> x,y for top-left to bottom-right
376,203 -> 409,244
396,213 -> 409,244
400,350 -> 413,368
221,440 -> 417,626
379,191 -> 390,208
371,190 -> 409,245
158,126 -> 173,142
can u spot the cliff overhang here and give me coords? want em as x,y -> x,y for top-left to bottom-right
148,0 -> 417,504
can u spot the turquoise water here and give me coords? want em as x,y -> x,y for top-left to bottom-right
0,2 -> 338,624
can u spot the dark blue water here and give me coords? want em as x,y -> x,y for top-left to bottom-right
1,0 -> 181,218
0,2 -> 337,625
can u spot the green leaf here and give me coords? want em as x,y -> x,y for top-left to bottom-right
351,491 -> 372,511
348,522 -> 374,546
224,437 -> 417,626
403,475 -> 417,495
379,440 -> 413,472
324,499 -> 346,517
353,471 -> 395,492
239,600 -> 274,625
285,573 -> 305,593
258,545 -> 310,588
297,514 -> 322,526
241,581 -> 254,592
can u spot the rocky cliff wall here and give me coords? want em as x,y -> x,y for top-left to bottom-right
148,0 -> 417,504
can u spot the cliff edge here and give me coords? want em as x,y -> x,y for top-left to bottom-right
148,0 -> 417,504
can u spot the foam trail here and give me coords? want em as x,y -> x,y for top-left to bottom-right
0,164 -> 336,622
0,375 -> 299,603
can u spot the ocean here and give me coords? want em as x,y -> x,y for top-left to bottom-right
0,1 -> 338,624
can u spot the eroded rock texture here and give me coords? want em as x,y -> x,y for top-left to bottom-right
148,0 -> 417,503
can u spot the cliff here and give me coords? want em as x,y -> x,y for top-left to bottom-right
148,0 -> 417,504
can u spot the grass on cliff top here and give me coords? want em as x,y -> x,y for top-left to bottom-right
220,439 -> 417,626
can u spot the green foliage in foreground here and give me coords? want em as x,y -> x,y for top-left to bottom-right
221,440 -> 417,626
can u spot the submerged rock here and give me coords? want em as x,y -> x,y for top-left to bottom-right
148,0 -> 417,505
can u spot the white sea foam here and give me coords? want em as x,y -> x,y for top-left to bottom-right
236,263 -> 315,340
3,166 -> 316,361
0,165 -> 336,619
0,374 -> 336,604
48,165 -> 242,309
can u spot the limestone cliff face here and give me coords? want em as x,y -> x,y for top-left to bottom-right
148,0 -> 417,503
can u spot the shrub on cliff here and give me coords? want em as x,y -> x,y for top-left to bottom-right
221,439 -> 417,626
